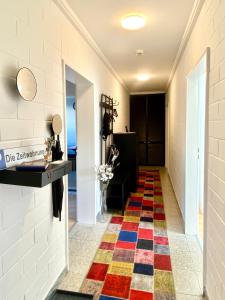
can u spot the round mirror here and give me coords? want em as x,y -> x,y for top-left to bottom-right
52,114 -> 62,135
16,67 -> 37,101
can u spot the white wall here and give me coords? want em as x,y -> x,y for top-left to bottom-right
167,0 -> 225,299
0,1 -> 129,299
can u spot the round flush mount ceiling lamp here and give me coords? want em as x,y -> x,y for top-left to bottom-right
136,49 -> 144,56
137,74 -> 151,81
121,14 -> 145,30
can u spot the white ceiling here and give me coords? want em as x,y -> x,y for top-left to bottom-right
66,0 -> 196,92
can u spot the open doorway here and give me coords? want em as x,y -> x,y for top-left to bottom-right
185,49 -> 209,290
185,50 -> 209,241
64,63 -> 96,227
185,51 -> 209,241
65,66 -> 77,231
58,63 -> 96,292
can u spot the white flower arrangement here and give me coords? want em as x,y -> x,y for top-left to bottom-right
98,164 -> 114,183
97,145 -> 119,185
97,145 -> 119,221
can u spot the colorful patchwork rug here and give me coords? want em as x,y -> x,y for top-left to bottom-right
80,169 -> 176,300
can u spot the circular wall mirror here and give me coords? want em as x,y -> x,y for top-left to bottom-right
16,67 -> 37,101
52,114 -> 62,135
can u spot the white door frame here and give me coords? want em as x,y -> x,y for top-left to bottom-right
185,48 -> 210,294
62,60 -> 96,270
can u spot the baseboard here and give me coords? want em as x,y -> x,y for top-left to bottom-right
165,168 -> 185,227
44,267 -> 68,300
204,286 -> 210,300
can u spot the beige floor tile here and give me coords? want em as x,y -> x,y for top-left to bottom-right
167,223 -> 184,234
85,229 -> 106,241
58,271 -> 84,292
70,226 -> 92,240
198,211 -> 204,243
191,254 -> 203,273
169,237 -> 190,253
69,239 -> 84,254
196,271 -> 204,294
186,236 -> 203,255
69,240 -> 100,260
69,255 -> 92,274
173,269 -> 202,295
171,252 -> 196,271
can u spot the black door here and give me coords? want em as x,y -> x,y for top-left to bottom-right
130,95 -> 147,165
130,94 -> 165,166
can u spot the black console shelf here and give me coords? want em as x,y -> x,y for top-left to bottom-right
0,161 -> 72,188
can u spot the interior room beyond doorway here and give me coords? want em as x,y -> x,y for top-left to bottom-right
66,67 -> 77,231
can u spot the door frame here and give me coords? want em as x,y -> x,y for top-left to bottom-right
62,60 -> 96,270
185,48 -> 210,295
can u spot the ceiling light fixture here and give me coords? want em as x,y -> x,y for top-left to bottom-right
136,49 -> 144,56
137,74 -> 151,81
121,14 -> 145,30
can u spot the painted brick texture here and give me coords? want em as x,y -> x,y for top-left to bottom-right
0,1 -> 129,300
168,0 -> 225,299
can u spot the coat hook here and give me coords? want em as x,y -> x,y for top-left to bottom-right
113,100 -> 119,106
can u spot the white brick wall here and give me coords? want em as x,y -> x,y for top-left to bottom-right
0,0 -> 129,299
168,0 -> 225,298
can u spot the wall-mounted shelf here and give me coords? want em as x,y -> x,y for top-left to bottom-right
0,160 -> 72,188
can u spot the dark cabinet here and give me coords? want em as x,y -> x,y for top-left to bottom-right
130,94 -> 165,166
113,132 -> 137,190
106,133 -> 137,214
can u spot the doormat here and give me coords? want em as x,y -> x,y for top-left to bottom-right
50,289 -> 93,299
80,169 -> 176,300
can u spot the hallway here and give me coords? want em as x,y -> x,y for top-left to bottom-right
58,168 -> 204,299
158,168 -> 203,299
1,1 -> 225,299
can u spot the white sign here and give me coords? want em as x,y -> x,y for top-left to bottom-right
0,145 -> 45,170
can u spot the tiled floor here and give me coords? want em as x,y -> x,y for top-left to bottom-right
198,211 -> 204,248
58,168 -> 204,299
68,191 -> 77,231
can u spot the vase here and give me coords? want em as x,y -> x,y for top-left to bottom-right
44,149 -> 52,162
98,182 -> 109,223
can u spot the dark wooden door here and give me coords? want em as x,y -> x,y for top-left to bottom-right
130,94 -> 165,166
130,95 -> 147,165
147,94 -> 165,165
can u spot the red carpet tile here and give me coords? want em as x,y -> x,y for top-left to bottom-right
138,228 -> 153,240
154,254 -> 172,271
154,236 -> 169,245
130,289 -> 153,300
99,242 -> 115,251
121,222 -> 139,232
102,274 -> 131,298
80,169 -> 176,300
116,241 -> 136,250
87,263 -> 109,281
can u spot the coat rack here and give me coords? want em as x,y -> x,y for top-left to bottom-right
100,93 -> 119,164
